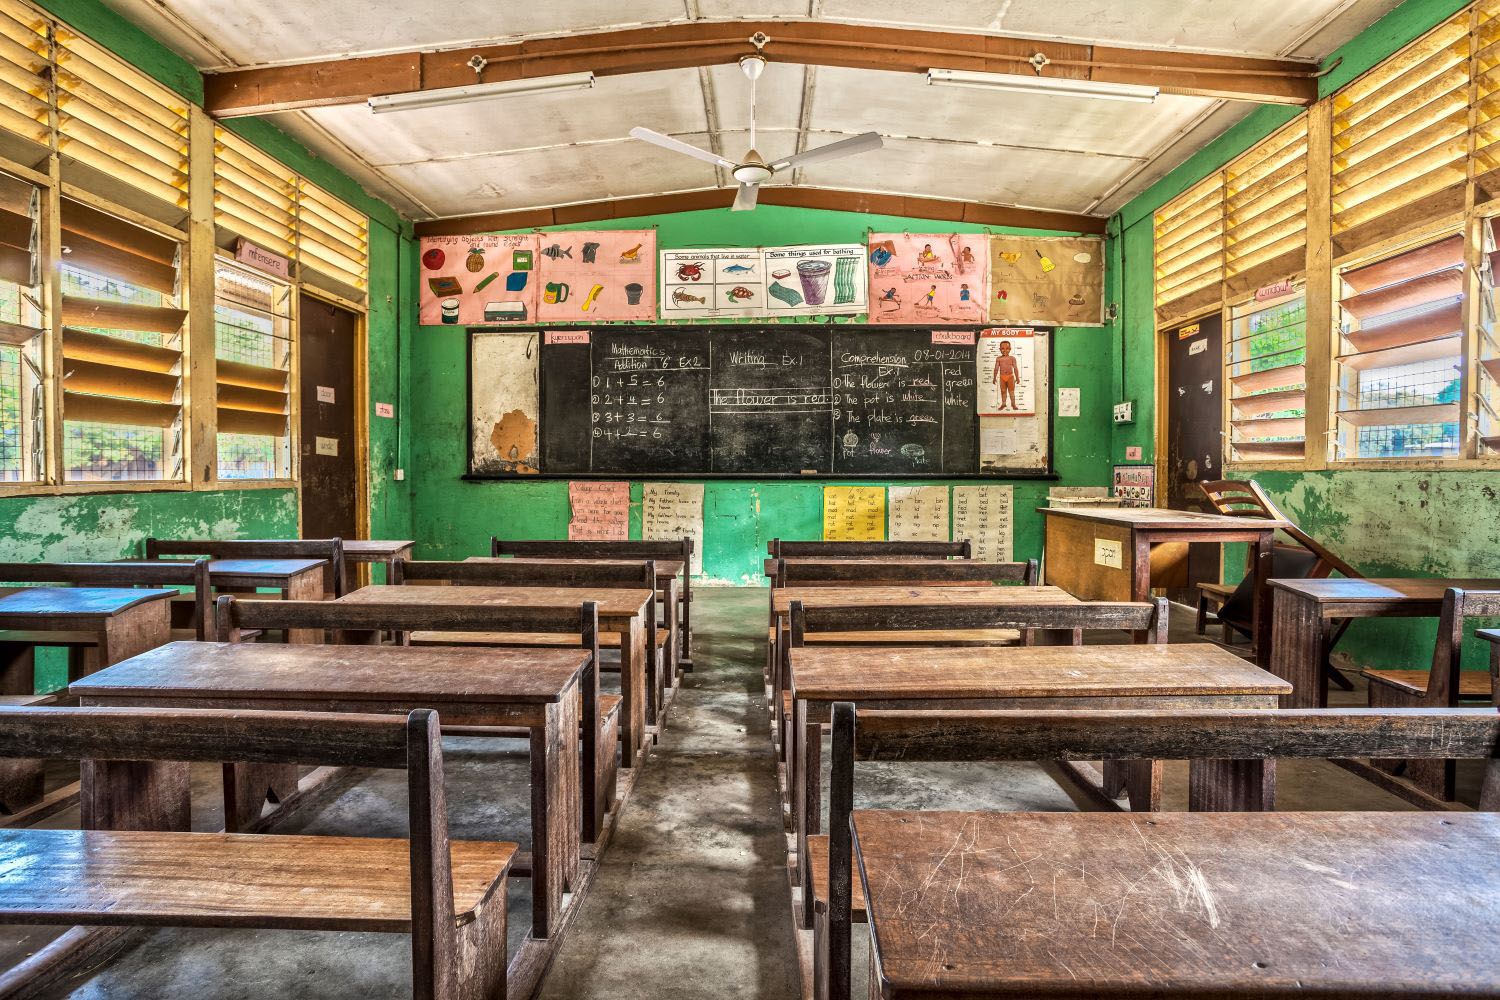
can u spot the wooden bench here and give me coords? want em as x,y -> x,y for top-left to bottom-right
1363,587 -> 1500,800
144,537 -> 347,600
491,537 -> 694,671
216,595 -> 618,846
0,704 -> 514,1000
823,704 -> 1500,1000
767,539 -> 970,560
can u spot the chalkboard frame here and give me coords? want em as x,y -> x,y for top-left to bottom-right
464,325 -> 1055,481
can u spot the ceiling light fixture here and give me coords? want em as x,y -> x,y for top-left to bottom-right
926,68 -> 1158,103
368,72 -> 596,114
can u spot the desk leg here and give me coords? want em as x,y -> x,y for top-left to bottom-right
1130,536 -> 1153,643
664,578 -> 681,689
1252,533 -> 1275,668
97,601 -> 172,670
1100,760 -> 1161,811
0,642 -> 33,694
1189,759 -> 1275,811
619,615 -> 646,769
285,571 -> 323,645
1271,590 -> 1326,708
531,688 -> 581,939
798,698 -> 820,930
81,758 -> 189,831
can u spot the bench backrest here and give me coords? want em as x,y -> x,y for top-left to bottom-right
491,537 -> 690,563
790,597 -> 1167,644
820,703 -> 1500,1000
393,558 -> 653,589
1427,588 -> 1500,705
768,539 -> 970,559
143,537 -> 346,596
0,559 -> 213,639
775,558 -> 1037,587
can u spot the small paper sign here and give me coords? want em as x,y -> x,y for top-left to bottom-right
1188,338 -> 1207,356
235,238 -> 290,280
931,329 -> 976,345
545,330 -> 590,345
1255,278 -> 1295,301
315,436 -> 339,456
1058,387 -> 1080,417
1094,538 -> 1123,568
316,385 -> 335,404
375,402 -> 394,418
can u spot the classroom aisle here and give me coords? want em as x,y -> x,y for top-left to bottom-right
539,588 -> 799,999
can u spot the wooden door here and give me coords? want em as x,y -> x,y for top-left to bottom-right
298,294 -> 359,539
1163,314 -> 1223,602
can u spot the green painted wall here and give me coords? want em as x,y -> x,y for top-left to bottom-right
410,205 -> 1114,584
1110,0 -> 1491,673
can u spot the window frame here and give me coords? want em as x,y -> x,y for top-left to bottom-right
1221,280 -> 1310,468
212,253 -> 298,486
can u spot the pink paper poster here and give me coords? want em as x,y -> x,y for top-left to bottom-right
420,234 -> 539,326
568,480 -> 630,540
536,230 -> 656,322
868,233 -> 988,325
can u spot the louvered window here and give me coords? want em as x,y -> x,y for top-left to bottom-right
0,0 -> 49,165
215,259 -> 291,479
59,199 -> 184,481
1332,234 -> 1464,460
297,179 -> 367,296
0,169 -> 41,481
1475,217 -> 1500,453
1153,174 -> 1225,324
1474,0 -> 1500,202
213,126 -> 296,260
1225,120 -> 1307,297
1228,287 -> 1307,462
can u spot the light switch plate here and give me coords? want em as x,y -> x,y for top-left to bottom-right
1112,400 -> 1135,424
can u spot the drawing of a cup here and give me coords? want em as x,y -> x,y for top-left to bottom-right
624,282 -> 644,305
797,259 -> 832,306
440,298 -> 460,324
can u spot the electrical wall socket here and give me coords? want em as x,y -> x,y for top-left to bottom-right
394,469 -> 405,481
1112,400 -> 1135,424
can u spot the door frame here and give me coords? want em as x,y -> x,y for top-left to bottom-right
297,285 -> 370,540
1152,308 -> 1221,509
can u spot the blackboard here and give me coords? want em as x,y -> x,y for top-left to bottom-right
472,325 -> 1051,479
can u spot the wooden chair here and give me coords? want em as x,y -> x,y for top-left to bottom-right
1196,480 -> 1360,688
491,537 -> 694,672
820,703 -> 1500,1000
215,595 -> 618,845
1363,587 -> 1500,801
768,539 -> 970,559
0,704 -> 514,1000
144,537 -> 347,598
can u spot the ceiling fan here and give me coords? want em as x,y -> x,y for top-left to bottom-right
628,33 -> 883,211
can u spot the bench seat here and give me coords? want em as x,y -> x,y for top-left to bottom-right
409,629 -> 669,649
804,835 -> 865,919
1197,582 -> 1235,599
1362,669 -> 1493,700
0,828 -> 515,931
804,628 -> 1021,646
0,629 -> 99,647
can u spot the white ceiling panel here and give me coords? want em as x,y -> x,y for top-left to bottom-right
707,60 -> 806,134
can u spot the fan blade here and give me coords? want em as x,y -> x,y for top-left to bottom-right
731,183 -> 760,212
629,127 -> 735,169
770,131 -> 883,171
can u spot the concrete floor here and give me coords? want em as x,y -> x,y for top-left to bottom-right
0,589 -> 1474,999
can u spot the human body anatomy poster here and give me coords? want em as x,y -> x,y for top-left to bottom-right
867,232 -> 988,325
989,236 -> 1104,326
660,248 -> 765,318
762,244 -> 865,315
535,230 -> 656,322
976,328 -> 1039,416
420,234 -> 539,325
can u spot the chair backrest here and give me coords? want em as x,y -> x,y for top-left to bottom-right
820,702 -> 1500,1000
1427,588 -> 1500,705
491,537 -> 690,564
776,558 -> 1037,587
790,597 -> 1168,645
0,559 -> 214,640
394,558 -> 654,590
143,537 -> 347,596
1198,480 -> 1360,579
767,539 -> 970,559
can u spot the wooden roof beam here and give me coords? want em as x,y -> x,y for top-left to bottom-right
204,21 -> 1317,118
409,187 -> 1108,237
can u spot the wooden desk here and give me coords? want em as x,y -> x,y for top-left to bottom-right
70,639 -> 587,939
0,588 -> 175,693
855,808 -> 1500,998
789,643 -> 1290,923
111,558 -> 328,643
338,585 -> 656,768
342,539 -> 415,587
1271,577 -> 1500,708
1041,506 -> 1287,661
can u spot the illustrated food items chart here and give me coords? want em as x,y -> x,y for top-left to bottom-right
660,244 -> 866,319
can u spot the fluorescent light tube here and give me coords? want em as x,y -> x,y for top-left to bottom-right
926,68 -> 1158,103
368,72 -> 595,113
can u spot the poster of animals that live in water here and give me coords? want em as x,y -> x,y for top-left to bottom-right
867,232 -> 988,325
534,230 -> 656,322
420,234 -> 539,326
660,248 -> 765,318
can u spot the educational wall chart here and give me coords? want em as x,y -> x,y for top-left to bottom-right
888,485 -> 951,542
1113,464 -> 1156,507
823,485 -> 886,541
660,248 -> 764,318
470,331 -> 540,474
421,234 -> 539,326
536,230 -> 656,322
976,328 -> 1039,416
762,245 -> 866,315
989,235 -> 1105,327
567,480 -> 629,540
867,232 -> 988,325
641,481 -> 705,574
952,484 -> 1014,562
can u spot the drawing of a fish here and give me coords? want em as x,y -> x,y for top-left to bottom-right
539,244 -> 572,260
723,264 -> 754,273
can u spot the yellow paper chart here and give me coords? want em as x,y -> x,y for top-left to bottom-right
823,486 -> 886,541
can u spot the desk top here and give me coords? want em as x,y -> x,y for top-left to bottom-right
70,640 -> 587,704
773,585 -> 1075,615
1271,577 -> 1500,603
338,585 -> 654,619
341,540 -> 416,558
465,556 -> 686,579
856,809 -> 1500,998
0,587 -> 176,618
106,558 -> 326,580
1040,505 -> 1289,531
790,643 -> 1289,701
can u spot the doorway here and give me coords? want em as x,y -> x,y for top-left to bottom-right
1161,313 -> 1224,603
298,293 -> 361,540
